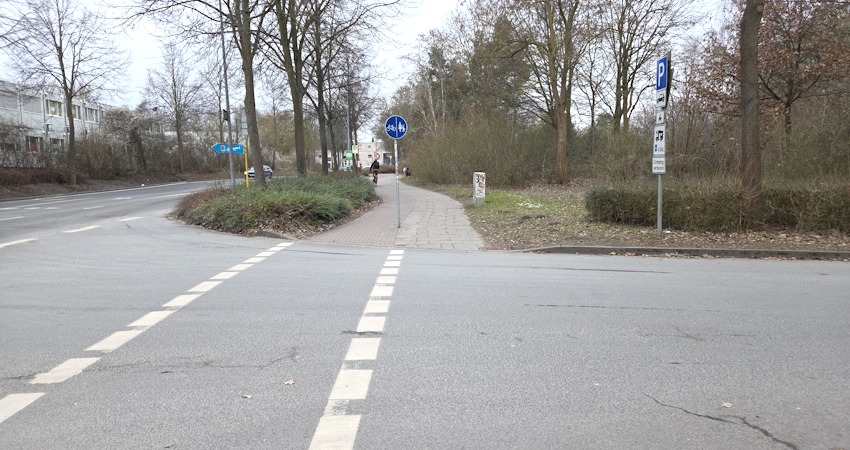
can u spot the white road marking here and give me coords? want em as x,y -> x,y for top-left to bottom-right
370,285 -> 393,298
364,300 -> 390,314
257,251 -> 275,257
114,197 -> 132,200
244,257 -> 265,263
228,263 -> 253,271
356,316 -> 385,333
188,281 -> 222,293
309,415 -> 361,450
386,255 -> 403,261
85,330 -> 144,352
162,293 -> 201,308
0,238 -> 36,249
0,393 -> 44,425
129,310 -> 175,328
0,216 -> 24,221
151,193 -> 189,199
329,370 -> 373,400
83,206 -> 103,210
210,271 -> 238,280
0,207 -> 18,211
30,358 -> 100,384
63,225 -> 100,233
276,242 -> 293,248
345,338 -> 381,361
376,276 -> 395,285
389,249 -> 404,255
383,260 -> 401,267
379,267 -> 399,275
118,217 -> 141,222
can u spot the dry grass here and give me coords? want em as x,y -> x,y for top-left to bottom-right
419,179 -> 850,253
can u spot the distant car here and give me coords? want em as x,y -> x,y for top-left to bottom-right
246,165 -> 273,180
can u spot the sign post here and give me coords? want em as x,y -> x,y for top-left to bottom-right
653,53 -> 671,237
384,115 -> 408,228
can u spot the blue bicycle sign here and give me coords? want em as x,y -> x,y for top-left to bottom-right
385,115 -> 408,140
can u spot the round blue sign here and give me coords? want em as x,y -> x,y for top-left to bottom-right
385,115 -> 408,140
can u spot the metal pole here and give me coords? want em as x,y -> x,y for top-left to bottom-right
219,0 -> 235,188
657,174 -> 663,237
394,139 -> 400,228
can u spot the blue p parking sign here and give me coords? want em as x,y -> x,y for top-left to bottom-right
656,55 -> 669,91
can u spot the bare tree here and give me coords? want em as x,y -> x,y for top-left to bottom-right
599,0 -> 697,130
0,0 -> 127,185
145,43 -> 205,173
511,0 -> 592,184
138,0 -> 273,187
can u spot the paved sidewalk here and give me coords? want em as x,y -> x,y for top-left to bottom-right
309,174 -> 485,251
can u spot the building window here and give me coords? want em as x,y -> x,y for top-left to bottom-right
73,105 -> 81,119
45,99 -> 63,116
86,107 -> 99,123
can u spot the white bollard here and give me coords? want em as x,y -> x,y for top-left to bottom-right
473,172 -> 486,207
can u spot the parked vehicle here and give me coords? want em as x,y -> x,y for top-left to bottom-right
246,165 -> 273,180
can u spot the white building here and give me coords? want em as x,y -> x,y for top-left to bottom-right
0,79 -> 108,165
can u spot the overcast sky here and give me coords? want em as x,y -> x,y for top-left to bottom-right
0,0 -> 459,109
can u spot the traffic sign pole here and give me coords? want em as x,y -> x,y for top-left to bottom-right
653,52 -> 671,237
385,115 -> 408,228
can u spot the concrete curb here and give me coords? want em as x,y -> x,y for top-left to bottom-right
524,245 -> 850,261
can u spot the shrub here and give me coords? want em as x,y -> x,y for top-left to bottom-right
174,173 -> 376,234
586,178 -> 850,233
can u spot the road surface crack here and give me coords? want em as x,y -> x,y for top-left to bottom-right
646,395 -> 798,450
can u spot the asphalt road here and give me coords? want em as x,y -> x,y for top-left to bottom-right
1,184 -> 848,449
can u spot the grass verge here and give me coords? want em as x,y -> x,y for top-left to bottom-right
173,173 -> 376,237
416,178 -> 850,253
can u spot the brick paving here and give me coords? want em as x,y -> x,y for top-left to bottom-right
308,174 -> 484,251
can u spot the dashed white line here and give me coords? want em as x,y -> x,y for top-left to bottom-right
257,251 -> 275,257
310,249 -> 402,450
63,225 -> 100,233
0,393 -> 44,425
356,316 -> 386,333
129,310 -> 175,328
118,217 -> 141,222
309,415 -> 361,450
210,271 -> 239,280
228,263 -> 253,271
244,257 -> 265,263
345,338 -> 381,361
85,330 -> 144,352
162,293 -> 201,308
364,300 -> 390,314
0,238 -> 36,249
376,276 -> 396,285
329,370 -> 373,400
370,285 -> 393,298
0,216 -> 23,221
30,358 -> 100,384
188,280 -> 222,293
83,206 -> 104,210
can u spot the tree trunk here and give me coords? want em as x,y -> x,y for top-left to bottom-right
239,0 -> 265,187
63,94 -> 77,185
314,20 -> 329,175
739,0 -> 765,222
